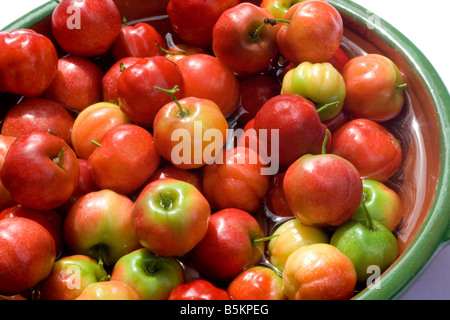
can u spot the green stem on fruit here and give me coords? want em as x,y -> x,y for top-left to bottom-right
361,192 -> 375,231
119,62 -> 127,72
146,255 -> 160,274
252,233 -> 279,245
396,83 -> 408,89
99,275 -> 111,282
122,16 -> 128,26
316,101 -> 340,117
97,244 -> 106,272
250,17 -> 290,41
96,245 -> 111,282
159,192 -> 173,210
321,129 -> 331,155
53,147 -> 65,168
250,21 -> 267,42
156,43 -> 175,55
91,140 -> 101,148
154,85 -> 189,117
263,17 -> 291,26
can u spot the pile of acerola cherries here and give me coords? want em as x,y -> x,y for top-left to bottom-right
0,0 -> 407,300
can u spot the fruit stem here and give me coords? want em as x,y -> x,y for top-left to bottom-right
99,275 -> 111,282
264,17 -> 291,26
97,244 -> 106,273
361,192 -> 375,231
322,129 -> 331,155
156,43 -> 175,55
91,140 -> 101,148
147,255 -> 160,274
159,192 -> 173,210
53,147 -> 65,168
396,83 -> 408,89
317,101 -> 340,117
154,85 -> 188,117
119,62 -> 127,72
250,17 -> 290,41
250,21 -> 267,41
122,16 -> 128,26
252,233 -> 279,245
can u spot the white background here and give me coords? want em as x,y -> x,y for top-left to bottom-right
1,0 -> 449,300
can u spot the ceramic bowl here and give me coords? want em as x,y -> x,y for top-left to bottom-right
1,0 -> 449,300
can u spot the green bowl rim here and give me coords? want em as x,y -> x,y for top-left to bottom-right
329,0 -> 450,300
2,0 -> 450,300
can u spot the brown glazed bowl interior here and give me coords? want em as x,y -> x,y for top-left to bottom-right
1,0 -> 449,300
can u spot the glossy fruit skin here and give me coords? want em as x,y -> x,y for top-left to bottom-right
342,54 -> 406,122
267,218 -> 329,272
282,243 -> 357,300
174,54 -> 240,118
328,47 -> 350,73
70,158 -> 100,203
110,248 -> 185,300
0,135 -> 16,212
111,22 -> 166,61
254,94 -> 325,168
34,255 -> 108,300
132,178 -> 210,256
76,280 -> 141,300
281,61 -> 346,121
276,1 -> 343,64
236,74 -> 281,127
330,118 -> 403,183
283,153 -> 363,227
260,0 -> 326,19
88,124 -> 161,195
167,0 -> 239,48
44,56 -> 104,113
0,204 -> 63,259
117,56 -> 185,128
71,102 -> 131,160
168,279 -> 230,300
102,57 -> 141,105
0,217 -> 56,295
212,3 -> 279,75
0,131 -> 80,211
352,180 -> 403,232
202,147 -> 270,213
323,109 -> 352,133
153,96 -> 229,170
227,266 -> 286,300
147,166 -> 203,193
164,44 -> 208,63
51,0 -> 122,57
265,172 -> 294,217
191,208 -> 266,282
63,189 -> 141,266
1,98 -> 75,145
330,220 -> 399,283
0,29 -> 58,98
